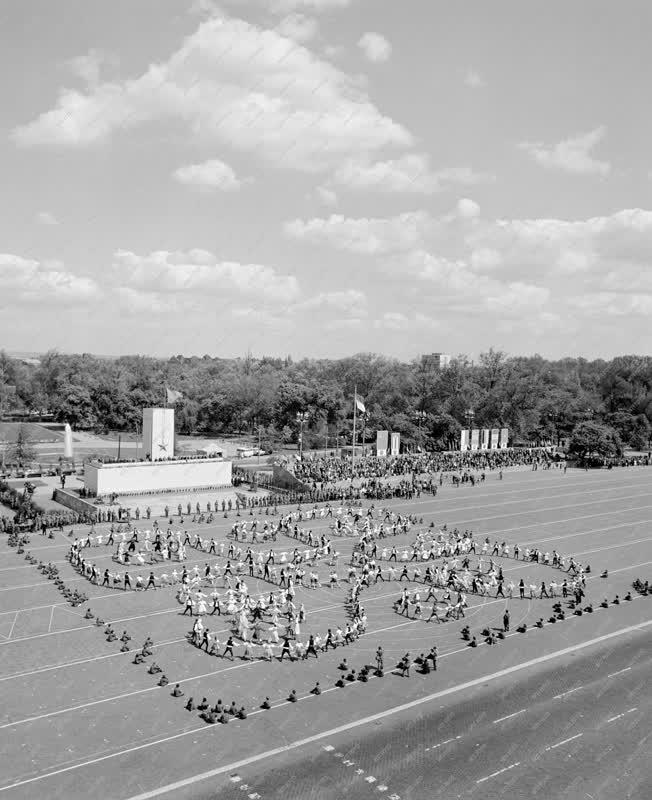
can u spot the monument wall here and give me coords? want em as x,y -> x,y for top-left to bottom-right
53,488 -> 98,520
85,458 -> 232,496
142,408 -> 175,461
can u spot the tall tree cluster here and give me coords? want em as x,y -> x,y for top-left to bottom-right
1,349 -> 651,451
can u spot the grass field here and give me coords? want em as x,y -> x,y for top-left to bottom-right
1,466 -> 651,800
0,422 -> 63,444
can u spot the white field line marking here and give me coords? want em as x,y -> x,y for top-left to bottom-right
425,735 -> 462,751
1,551 -> 650,687
6,477 -> 640,576
1,552 -> 650,680
607,667 -> 631,678
438,491 -> 652,531
0,585 -> 403,648
3,617 -> 652,797
0,616 -> 416,721
7,471 -> 644,561
6,496 -> 650,618
0,630 -> 230,683
6,612 -> 19,641
18,475 -> 652,559
4,478 -> 650,602
492,709 -> 527,724
47,606 -> 55,634
484,502 -> 652,545
17,473 -> 645,553
476,762 -> 520,784
545,732 -> 583,750
1,501 -> 647,625
627,707 -> 638,713
554,686 -> 584,699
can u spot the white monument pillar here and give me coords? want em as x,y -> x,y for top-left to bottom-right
142,408 -> 175,461
64,423 -> 74,459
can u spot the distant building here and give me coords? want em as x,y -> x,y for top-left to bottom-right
421,352 -> 451,370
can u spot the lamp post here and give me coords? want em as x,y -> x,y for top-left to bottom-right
257,425 -> 263,467
415,410 -> 427,452
466,409 -> 475,450
296,412 -> 308,461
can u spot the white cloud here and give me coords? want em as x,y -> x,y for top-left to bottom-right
567,292 -> 652,317
115,287 -> 184,315
111,249 -> 300,301
316,185 -> 338,206
36,211 -> 59,226
323,44 -> 344,59
464,68 -> 485,89
270,0 -> 352,12
173,159 -> 245,190
296,288 -> 366,313
13,15 -> 411,173
372,311 -> 441,331
325,317 -> 364,331
331,154 -> 492,194
286,204 -> 652,330
230,306 -> 293,329
519,126 -> 611,176
485,281 -> 550,312
465,208 -> 652,278
406,250 -> 491,295
358,32 -> 392,63
275,13 -> 318,42
285,210 -> 430,253
457,198 -> 480,218
0,254 -> 98,304
67,49 -> 117,87
373,311 -> 408,330
470,247 -> 502,271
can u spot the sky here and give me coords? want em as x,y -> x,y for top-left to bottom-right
2,0 -> 652,361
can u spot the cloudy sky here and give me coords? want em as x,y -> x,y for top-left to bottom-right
2,0 -> 652,360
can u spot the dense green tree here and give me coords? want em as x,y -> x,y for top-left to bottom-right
6,425 -> 36,466
568,421 -> 623,461
2,348 -> 652,453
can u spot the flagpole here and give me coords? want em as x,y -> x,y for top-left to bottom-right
352,385 -> 357,476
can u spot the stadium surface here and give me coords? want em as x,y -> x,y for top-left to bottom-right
1,466 -> 651,800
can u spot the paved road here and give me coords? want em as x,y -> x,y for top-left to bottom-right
205,627 -> 651,800
2,468 -> 652,800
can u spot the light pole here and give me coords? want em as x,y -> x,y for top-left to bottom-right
466,409 -> 475,450
257,425 -> 262,467
415,410 -> 427,451
296,412 -> 308,461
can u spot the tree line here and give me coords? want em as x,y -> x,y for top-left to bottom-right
1,349 -> 651,452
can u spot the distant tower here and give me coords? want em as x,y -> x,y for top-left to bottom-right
421,352 -> 451,370
142,408 -> 175,461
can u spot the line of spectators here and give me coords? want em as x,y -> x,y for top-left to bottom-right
292,448 -> 558,485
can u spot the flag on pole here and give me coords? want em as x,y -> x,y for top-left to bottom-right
166,387 -> 183,404
355,395 -> 366,414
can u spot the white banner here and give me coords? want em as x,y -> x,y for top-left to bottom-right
490,428 -> 500,449
376,430 -> 389,457
470,429 -> 480,451
460,429 -> 470,451
390,432 -> 401,456
499,428 -> 509,449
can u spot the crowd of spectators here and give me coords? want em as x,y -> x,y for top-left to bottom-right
292,448 -> 559,487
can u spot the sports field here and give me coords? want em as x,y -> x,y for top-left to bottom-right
1,467 -> 651,800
